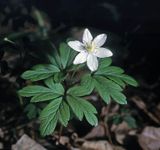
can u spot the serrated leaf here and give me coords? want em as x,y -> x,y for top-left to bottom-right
44,77 -> 55,88
118,74 -> 138,87
44,78 -> 64,95
59,101 -> 70,126
79,97 -> 97,114
84,111 -> 98,126
54,72 -> 67,83
21,64 -> 60,81
96,66 -> 124,75
39,97 -> 62,136
97,58 -> 112,71
19,82 -> 64,103
93,75 -> 127,104
111,91 -> 127,104
49,42 -> 62,69
94,78 -> 110,104
80,99 -> 98,126
21,70 -> 53,81
103,71 -> 138,87
107,76 -> 126,87
31,92 -> 60,102
67,74 -> 94,96
67,96 -> 98,126
18,85 -> 52,97
59,43 -> 71,69
47,54 -> 59,67
67,96 -> 83,120
67,51 -> 77,67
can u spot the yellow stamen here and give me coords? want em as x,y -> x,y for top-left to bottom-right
86,42 -> 95,52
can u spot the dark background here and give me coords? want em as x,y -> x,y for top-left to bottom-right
30,0 -> 160,83
0,0 -> 160,149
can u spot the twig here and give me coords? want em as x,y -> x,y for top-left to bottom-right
102,102 -> 113,145
131,96 -> 160,125
57,125 -> 63,144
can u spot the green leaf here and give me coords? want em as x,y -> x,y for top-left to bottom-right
44,77 -> 55,88
97,58 -> 112,71
124,115 -> 137,128
93,75 -> 127,104
95,59 -> 138,87
111,91 -> 127,104
39,97 -> 62,136
96,66 -> 124,75
84,110 -> 98,126
21,64 -> 60,81
53,72 -> 67,83
24,104 -> 39,119
58,101 -> 70,126
59,43 -> 71,69
107,76 -> 126,87
67,51 -> 77,67
94,77 -> 110,104
67,96 -> 83,120
79,98 -> 98,126
67,96 -> 98,126
102,71 -> 138,88
49,42 -> 62,69
44,79 -> 64,95
67,74 -> 94,96
21,70 -> 53,81
117,74 -> 138,87
79,97 -> 97,114
36,80 -> 65,102
18,85 -> 52,97
31,92 -> 60,102
47,54 -> 59,67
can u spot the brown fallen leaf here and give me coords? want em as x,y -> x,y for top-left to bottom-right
111,121 -> 137,144
84,122 -> 107,139
138,126 -> 160,150
81,141 -> 126,150
12,134 -> 46,150
58,136 -> 70,146
113,146 -> 126,150
81,141 -> 113,150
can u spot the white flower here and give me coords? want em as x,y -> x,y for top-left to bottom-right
68,28 -> 113,71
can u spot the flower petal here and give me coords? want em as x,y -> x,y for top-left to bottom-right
68,41 -> 85,52
73,52 -> 88,64
93,34 -> 107,47
83,28 -> 93,44
87,54 -> 98,72
94,48 -> 113,58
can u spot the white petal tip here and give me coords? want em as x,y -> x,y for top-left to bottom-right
90,68 -> 97,72
108,51 -> 113,57
102,34 -> 107,38
93,34 -> 107,47
84,28 -> 89,32
67,41 -> 71,46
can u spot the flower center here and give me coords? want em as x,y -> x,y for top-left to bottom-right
85,42 -> 95,52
